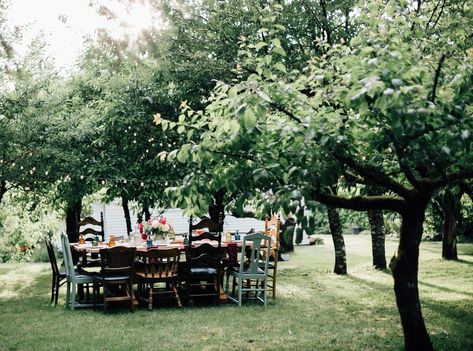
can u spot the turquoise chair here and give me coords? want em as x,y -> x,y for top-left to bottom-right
60,233 -> 95,310
226,233 -> 272,306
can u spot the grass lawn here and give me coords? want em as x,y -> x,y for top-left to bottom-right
0,235 -> 472,351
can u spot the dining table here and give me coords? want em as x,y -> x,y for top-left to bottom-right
71,238 -> 247,304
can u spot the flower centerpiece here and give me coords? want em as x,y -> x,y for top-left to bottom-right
139,216 -> 174,244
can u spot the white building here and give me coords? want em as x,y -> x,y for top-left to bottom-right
91,202 -> 265,240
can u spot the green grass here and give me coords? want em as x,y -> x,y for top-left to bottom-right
0,235 -> 471,351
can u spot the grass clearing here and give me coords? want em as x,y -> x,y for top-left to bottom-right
0,235 -> 471,351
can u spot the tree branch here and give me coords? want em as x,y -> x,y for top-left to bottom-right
270,102 -> 303,124
333,151 -> 414,198
313,191 -> 405,214
427,169 -> 473,189
430,54 -> 446,103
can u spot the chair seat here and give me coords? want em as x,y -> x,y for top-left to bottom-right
229,266 -> 265,276
190,267 -> 217,276
259,261 -> 275,269
94,274 -> 131,281
136,272 -> 178,280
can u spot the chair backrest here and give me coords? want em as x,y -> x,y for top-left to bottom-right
78,212 -> 104,242
189,231 -> 222,246
60,233 -> 76,280
138,248 -> 180,279
239,233 -> 272,275
99,246 -> 136,275
45,238 -> 60,276
265,214 -> 281,249
186,243 -> 222,270
188,214 -> 223,236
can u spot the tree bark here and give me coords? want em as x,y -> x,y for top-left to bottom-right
65,199 -> 82,264
65,199 -> 82,243
327,206 -> 347,275
390,203 -> 433,351
280,218 -> 296,253
0,179 -> 6,204
121,195 -> 132,236
368,209 -> 387,269
441,191 -> 458,260
143,206 -> 151,221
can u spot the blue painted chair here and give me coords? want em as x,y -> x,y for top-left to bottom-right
60,233 -> 95,310
226,233 -> 272,306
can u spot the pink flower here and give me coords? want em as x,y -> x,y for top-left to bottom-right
138,223 -> 143,233
159,217 -> 167,225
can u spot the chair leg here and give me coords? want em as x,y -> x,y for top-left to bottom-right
148,283 -> 153,311
263,279 -> 268,306
231,275 -> 236,296
65,281 -> 71,309
225,271 -> 229,294
50,275 -> 56,304
54,277 -> 60,306
272,272 -> 277,299
131,282 -> 135,312
71,283 -> 76,311
172,281 -> 182,307
238,277 -> 242,307
103,284 -> 108,313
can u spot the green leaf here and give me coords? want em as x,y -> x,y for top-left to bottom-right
273,47 -> 286,57
274,62 -> 287,73
271,38 -> 282,48
243,108 -> 257,131
255,42 -> 268,50
177,144 -> 191,163
228,86 -> 238,99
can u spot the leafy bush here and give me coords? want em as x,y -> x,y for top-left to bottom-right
0,192 -> 63,262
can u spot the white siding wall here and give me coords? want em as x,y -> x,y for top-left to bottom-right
91,203 -> 265,240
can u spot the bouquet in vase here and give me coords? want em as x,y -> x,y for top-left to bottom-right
139,216 -> 174,243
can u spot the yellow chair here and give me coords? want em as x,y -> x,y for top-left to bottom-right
263,214 -> 281,299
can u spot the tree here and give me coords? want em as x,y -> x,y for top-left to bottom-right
159,2 -> 472,349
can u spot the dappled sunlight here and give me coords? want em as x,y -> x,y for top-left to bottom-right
0,263 -> 48,299
279,283 -> 316,301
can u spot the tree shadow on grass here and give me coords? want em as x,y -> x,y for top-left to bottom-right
421,297 -> 473,351
418,280 -> 473,298
345,273 -> 393,292
455,258 -> 473,266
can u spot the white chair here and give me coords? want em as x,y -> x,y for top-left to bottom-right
60,233 -> 95,310
226,233 -> 272,306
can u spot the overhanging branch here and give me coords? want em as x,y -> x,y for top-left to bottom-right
313,190 -> 405,213
427,169 -> 473,189
430,54 -> 446,103
333,151 -> 414,198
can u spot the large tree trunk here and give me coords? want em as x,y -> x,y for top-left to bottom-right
280,218 -> 296,253
65,199 -> 82,243
390,204 -> 433,351
121,195 -> 132,235
0,179 -> 6,204
368,209 -> 387,269
327,206 -> 347,275
65,199 -> 82,265
441,191 -> 458,260
143,206 -> 151,221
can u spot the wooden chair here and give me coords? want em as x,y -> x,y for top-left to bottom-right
135,248 -> 181,310
77,213 -> 104,267
226,233 -> 272,306
45,238 -> 66,306
60,233 -> 95,310
94,246 -> 136,313
263,214 -> 281,299
184,230 -> 223,305
188,215 -> 222,235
